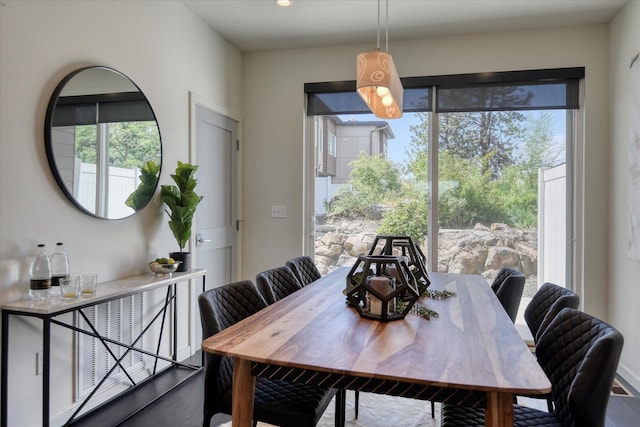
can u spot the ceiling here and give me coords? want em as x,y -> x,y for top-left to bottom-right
181,0 -> 629,52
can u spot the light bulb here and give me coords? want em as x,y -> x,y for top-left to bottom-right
376,86 -> 390,97
382,94 -> 393,107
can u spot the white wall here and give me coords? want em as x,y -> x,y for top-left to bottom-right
0,1 -> 242,424
243,25 -> 610,321
609,0 -> 640,392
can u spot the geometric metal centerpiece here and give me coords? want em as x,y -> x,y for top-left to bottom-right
367,235 -> 430,294
345,254 -> 420,321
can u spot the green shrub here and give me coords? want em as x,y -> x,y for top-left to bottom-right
378,196 -> 429,242
326,153 -> 401,220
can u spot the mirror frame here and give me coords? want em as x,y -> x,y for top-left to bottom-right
44,66 -> 162,220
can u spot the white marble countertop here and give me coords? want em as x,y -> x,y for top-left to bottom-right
1,269 -> 206,315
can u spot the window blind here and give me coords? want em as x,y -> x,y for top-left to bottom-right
305,67 -> 584,115
53,92 -> 155,126
305,81 -> 432,116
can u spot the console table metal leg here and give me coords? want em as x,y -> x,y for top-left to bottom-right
153,287 -> 173,375
201,275 -> 206,367
1,311 -> 9,427
172,283 -> 177,363
43,317 -> 51,427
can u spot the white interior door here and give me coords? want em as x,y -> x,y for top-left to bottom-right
192,97 -> 238,344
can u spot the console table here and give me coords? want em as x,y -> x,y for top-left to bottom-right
1,269 -> 206,427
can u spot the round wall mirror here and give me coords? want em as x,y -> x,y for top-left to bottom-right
45,66 -> 162,220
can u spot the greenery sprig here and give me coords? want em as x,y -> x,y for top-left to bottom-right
423,289 -> 457,300
409,303 -> 440,320
395,288 -> 457,320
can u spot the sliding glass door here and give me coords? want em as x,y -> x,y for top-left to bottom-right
305,69 -> 581,322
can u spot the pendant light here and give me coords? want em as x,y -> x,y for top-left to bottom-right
356,0 -> 403,119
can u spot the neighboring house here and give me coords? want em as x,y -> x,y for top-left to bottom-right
313,115 -> 395,215
314,115 -> 394,184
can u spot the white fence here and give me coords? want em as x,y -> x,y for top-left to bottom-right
314,176 -> 341,216
76,162 -> 139,218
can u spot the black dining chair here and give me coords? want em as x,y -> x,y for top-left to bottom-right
520,282 -> 580,412
490,267 -> 526,323
198,280 -> 343,427
441,307 -> 624,427
286,256 -> 322,286
255,265 -> 303,305
524,282 -> 580,346
489,266 -> 519,292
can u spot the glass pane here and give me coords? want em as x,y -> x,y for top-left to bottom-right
313,113 -> 425,274
437,110 -> 568,315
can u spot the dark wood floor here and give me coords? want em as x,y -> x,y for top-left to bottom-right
82,352 -> 640,427
66,352 -> 225,427
115,368 -> 230,427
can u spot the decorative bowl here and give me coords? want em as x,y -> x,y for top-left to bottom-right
148,261 -> 181,276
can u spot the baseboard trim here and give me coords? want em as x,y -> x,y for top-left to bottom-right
176,344 -> 192,362
617,364 -> 640,397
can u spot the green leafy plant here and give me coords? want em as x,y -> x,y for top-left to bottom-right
125,160 -> 160,211
378,196 -> 429,242
326,153 -> 401,220
160,161 -> 204,252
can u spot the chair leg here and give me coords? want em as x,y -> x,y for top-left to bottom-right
334,389 -> 346,427
431,400 -> 435,418
355,390 -> 359,419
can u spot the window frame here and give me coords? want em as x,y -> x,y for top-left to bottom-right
304,68 -> 584,290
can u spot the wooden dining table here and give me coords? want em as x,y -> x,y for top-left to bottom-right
201,267 -> 551,427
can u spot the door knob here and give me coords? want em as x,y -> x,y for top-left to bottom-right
195,234 -> 212,247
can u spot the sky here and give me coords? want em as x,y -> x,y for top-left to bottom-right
385,112 -> 423,165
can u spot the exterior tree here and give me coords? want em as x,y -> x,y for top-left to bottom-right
407,109 -> 527,180
439,111 -> 525,178
75,121 -> 161,168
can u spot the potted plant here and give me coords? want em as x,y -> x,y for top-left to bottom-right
160,161 -> 204,271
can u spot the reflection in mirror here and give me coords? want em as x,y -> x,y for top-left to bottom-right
45,66 -> 161,219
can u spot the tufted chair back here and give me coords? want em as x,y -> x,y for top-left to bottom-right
524,282 -> 580,344
256,265 -> 303,305
492,268 -> 526,323
286,256 -> 322,287
198,280 -> 268,426
490,266 -> 521,293
536,307 -> 624,427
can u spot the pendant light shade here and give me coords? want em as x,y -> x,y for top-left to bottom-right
356,0 -> 403,119
357,49 -> 403,119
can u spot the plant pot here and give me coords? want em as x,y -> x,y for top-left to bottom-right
170,252 -> 191,272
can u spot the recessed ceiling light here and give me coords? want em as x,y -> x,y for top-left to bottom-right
275,0 -> 292,6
